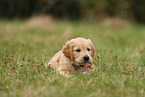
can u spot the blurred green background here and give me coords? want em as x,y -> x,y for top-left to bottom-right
1,0 -> 145,23
0,1 -> 145,97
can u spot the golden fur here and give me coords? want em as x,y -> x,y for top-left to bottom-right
46,37 -> 95,77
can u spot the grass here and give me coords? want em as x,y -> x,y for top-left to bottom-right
0,16 -> 145,97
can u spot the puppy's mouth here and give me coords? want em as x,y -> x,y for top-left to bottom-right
79,65 -> 85,67
79,61 -> 89,64
75,59 -> 91,67
77,61 -> 89,67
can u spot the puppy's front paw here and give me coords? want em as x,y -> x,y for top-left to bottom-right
60,71 -> 71,77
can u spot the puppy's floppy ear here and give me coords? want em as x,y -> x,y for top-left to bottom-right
88,39 -> 95,57
62,41 -> 73,60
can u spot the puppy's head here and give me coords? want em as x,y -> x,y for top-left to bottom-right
62,37 -> 95,64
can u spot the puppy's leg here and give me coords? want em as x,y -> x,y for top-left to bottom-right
59,71 -> 71,77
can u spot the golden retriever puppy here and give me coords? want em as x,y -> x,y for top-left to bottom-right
46,37 -> 95,77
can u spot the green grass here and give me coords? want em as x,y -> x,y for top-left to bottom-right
0,17 -> 145,97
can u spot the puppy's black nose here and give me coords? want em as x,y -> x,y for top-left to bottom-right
83,56 -> 89,61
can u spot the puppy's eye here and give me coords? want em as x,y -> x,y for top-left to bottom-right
76,49 -> 81,52
87,48 -> 90,51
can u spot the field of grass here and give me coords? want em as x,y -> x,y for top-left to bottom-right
0,16 -> 145,97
